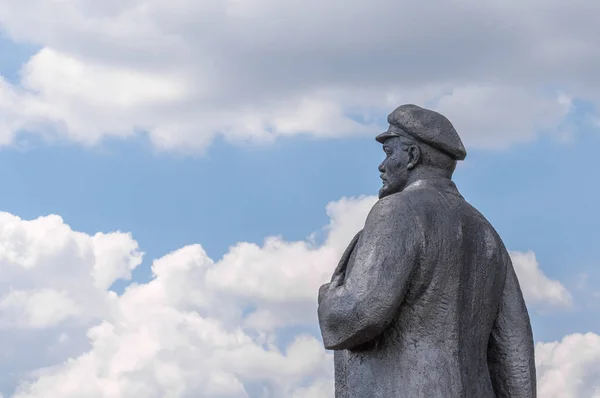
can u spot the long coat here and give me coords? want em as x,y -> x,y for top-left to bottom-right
317,177 -> 536,398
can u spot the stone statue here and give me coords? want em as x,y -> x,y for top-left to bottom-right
317,104 -> 536,397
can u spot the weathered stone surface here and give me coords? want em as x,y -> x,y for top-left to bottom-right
317,104 -> 536,398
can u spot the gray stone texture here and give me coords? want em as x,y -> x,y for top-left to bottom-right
317,104 -> 536,398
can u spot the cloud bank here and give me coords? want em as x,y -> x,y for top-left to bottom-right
0,196 -> 595,397
2,0 -> 599,152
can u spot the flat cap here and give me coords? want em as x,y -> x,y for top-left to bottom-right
376,104 -> 467,160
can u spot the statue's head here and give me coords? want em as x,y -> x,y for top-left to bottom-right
376,104 -> 467,199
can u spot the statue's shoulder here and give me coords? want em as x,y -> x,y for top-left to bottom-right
371,184 -> 459,221
381,186 -> 435,206
370,191 -> 417,219
365,193 -> 425,240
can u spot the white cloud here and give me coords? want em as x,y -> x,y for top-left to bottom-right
0,288 -> 80,329
435,85 -> 573,149
0,196 -> 591,397
0,211 -> 143,395
0,0 -> 597,152
536,333 -> 600,398
510,250 -> 573,311
10,241 -> 333,398
91,232 -> 145,290
0,212 -> 142,328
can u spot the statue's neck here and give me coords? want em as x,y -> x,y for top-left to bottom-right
404,168 -> 451,188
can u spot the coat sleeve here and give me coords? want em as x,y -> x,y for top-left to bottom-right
317,195 -> 423,350
487,250 -> 537,398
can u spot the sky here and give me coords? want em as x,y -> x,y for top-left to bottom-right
0,0 -> 599,397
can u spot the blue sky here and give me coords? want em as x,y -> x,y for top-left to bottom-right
1,96 -> 598,343
0,2 -> 599,397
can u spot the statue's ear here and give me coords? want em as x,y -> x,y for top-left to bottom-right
407,145 -> 421,170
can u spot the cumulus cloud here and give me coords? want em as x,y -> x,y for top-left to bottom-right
536,333 -> 600,398
7,196 -> 379,397
0,288 -> 80,329
0,212 -> 142,328
0,199 -> 368,397
0,196 -> 591,397
206,196 -> 377,306
510,250 -> 573,312
1,0 -> 597,152
0,211 -> 143,394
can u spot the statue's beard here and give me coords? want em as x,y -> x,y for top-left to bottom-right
379,183 -> 393,199
378,185 -> 387,199
379,180 -> 405,199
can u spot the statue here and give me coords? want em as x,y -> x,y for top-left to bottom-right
317,104 -> 536,397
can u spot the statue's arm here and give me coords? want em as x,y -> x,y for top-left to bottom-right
487,251 -> 537,398
317,196 -> 421,350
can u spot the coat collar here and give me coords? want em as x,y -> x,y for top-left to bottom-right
403,177 -> 460,195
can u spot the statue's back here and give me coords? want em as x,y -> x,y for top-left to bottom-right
335,179 -> 516,397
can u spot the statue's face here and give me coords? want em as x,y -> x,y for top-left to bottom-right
378,137 -> 412,199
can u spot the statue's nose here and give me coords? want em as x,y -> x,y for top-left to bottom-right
378,163 -> 385,172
